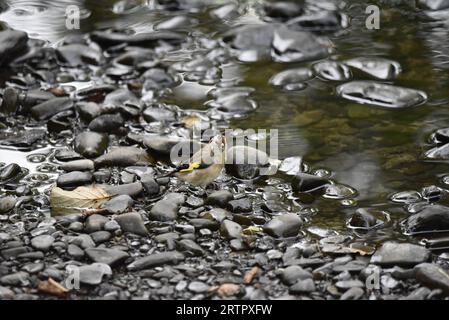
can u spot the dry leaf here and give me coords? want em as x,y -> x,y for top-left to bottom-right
38,278 -> 69,298
217,283 -> 240,297
50,185 -> 112,216
243,266 -> 259,284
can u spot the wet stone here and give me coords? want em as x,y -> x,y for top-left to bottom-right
0,30 -> 29,66
141,176 -> 160,196
0,163 -> 22,181
114,212 -> 148,237
101,195 -> 134,214
264,1 -> 303,21
347,208 -> 386,230
60,159 -> 95,172
281,266 -> 313,286
94,147 -> 153,168
188,281 -> 209,293
90,231 -> 112,244
414,263 -> 449,294
89,114 -> 125,134
0,196 -> 16,214
220,220 -> 242,239
404,204 -> 449,234
31,97 -> 73,121
85,248 -> 129,266
292,173 -> 329,193
206,190 -> 233,207
177,239 -> 205,256
101,182 -> 143,198
225,146 -> 270,179
340,287 -> 364,300
289,278 -> 316,294
30,235 -> 54,252
371,242 -> 431,267
0,271 -> 30,287
76,102 -> 102,121
127,251 -> 185,271
67,244 -> 85,259
287,10 -> 347,33
143,106 -> 176,123
190,218 -> 220,231
269,67 -> 314,88
336,81 -> 427,108
56,171 -> 92,188
227,198 -> 252,213
264,214 -> 303,238
149,199 -> 179,221
74,131 -> 109,158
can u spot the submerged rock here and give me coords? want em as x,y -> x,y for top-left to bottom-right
264,1 -> 303,21
336,81 -> 427,108
271,26 -> 330,63
287,10 -> 347,33
313,61 -> 351,81
292,173 -> 330,193
269,68 -> 314,87
345,57 -> 401,80
347,208 -> 387,230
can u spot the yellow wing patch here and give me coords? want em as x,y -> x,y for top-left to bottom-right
179,162 -> 200,172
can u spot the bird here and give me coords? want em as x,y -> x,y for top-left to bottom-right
161,134 -> 227,187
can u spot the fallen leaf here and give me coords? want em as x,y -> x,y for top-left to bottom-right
243,266 -> 259,284
217,283 -> 240,297
50,185 -> 113,216
38,278 -> 69,298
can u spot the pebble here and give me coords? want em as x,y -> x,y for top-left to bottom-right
263,214 -> 303,238
114,212 -> 148,236
371,242 -> 431,267
31,235 -> 55,252
127,251 -> 185,271
85,248 -> 129,266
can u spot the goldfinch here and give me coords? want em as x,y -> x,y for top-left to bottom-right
166,134 -> 227,187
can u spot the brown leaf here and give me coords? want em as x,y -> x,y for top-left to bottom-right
217,283 -> 240,297
50,185 -> 112,216
38,278 -> 69,298
243,266 -> 259,284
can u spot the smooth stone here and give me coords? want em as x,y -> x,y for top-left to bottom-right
424,144 -> 449,159
0,286 -> 14,299
31,97 -> 73,121
98,182 -> 142,198
104,220 -> 121,232
0,163 -> 21,181
220,220 -> 242,239
94,147 -> 153,168
88,113 -> 124,134
347,208 -> 384,230
264,1 -> 303,20
335,280 -> 364,290
1,87 -> 19,114
189,218 -> 220,231
188,281 -> 209,293
22,262 -> 44,274
141,176 -> 160,196
0,30 -> 28,66
68,234 -> 96,249
74,131 -> 109,158
0,196 -> 16,214
227,198 -> 252,213
292,173 -> 330,193
419,0 -> 449,10
404,205 -> 449,234
57,44 -> 103,66
85,214 -> 109,233
176,239 -> 205,256
90,231 -> 112,244
76,102 -> 102,121
149,200 -> 179,221
287,10 -> 346,33
102,88 -> 141,116
264,214 -> 303,238
414,263 -> 449,294
114,212 -> 148,236
76,263 -> 112,285
344,57 -> 401,80
289,278 -> 316,293
0,271 -> 30,286
205,190 -> 234,207
200,208 -> 232,223
85,248 -> 129,266
60,159 -> 95,172
91,30 -> 184,47
56,171 -> 92,188
101,195 -> 134,214
143,135 -> 202,157
371,242 -> 431,267
281,266 -> 313,286
336,81 -> 427,108
30,235 -> 54,252
126,251 -> 185,271
340,287 -> 365,300
67,244 -> 85,259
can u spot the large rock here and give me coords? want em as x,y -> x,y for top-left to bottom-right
370,242 -> 431,267
0,30 -> 28,66
404,205 -> 449,234
56,171 -> 93,188
94,147 -> 153,168
414,263 -> 449,294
